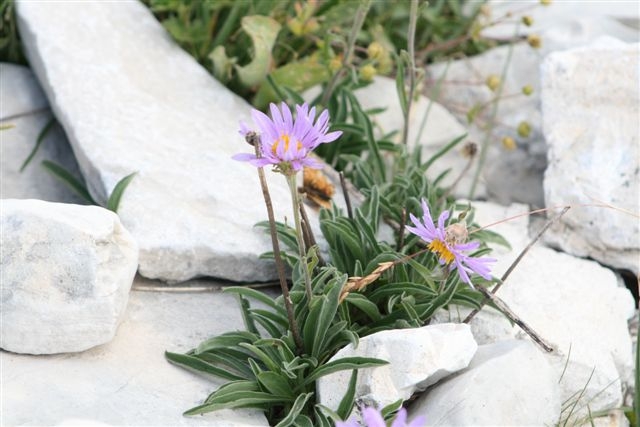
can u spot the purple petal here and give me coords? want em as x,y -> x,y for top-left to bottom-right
321,130 -> 342,143
251,109 -> 278,142
455,241 -> 480,251
408,415 -> 426,427
391,408 -> 407,427
238,121 -> 251,136
362,407 -> 386,427
232,153 -> 256,162
437,210 -> 450,233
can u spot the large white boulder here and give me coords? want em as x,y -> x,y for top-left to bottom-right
410,340 -> 561,426
1,279 -> 269,426
427,17 -> 639,206
0,63 -> 85,203
541,37 -> 640,276
15,0 -> 339,283
317,323 -> 477,413
1,199 -> 138,354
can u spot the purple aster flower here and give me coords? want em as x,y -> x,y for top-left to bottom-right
406,199 -> 495,287
233,102 -> 341,174
336,407 -> 425,427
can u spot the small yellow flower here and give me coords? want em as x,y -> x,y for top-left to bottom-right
540,0 -> 552,5
527,34 -> 542,49
359,64 -> 377,82
517,122 -> 531,138
486,74 -> 501,92
522,16 -> 534,26
329,56 -> 342,73
502,136 -> 516,150
522,85 -> 534,96
367,42 -> 385,61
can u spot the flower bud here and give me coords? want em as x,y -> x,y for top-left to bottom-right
521,85 -> 534,96
329,56 -> 342,73
517,121 -> 531,138
359,64 -> 377,82
527,34 -> 542,49
367,42 -> 385,60
502,136 -> 516,150
522,16 -> 534,26
486,74 -> 501,92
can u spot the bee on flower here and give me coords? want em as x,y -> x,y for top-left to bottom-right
406,199 -> 495,287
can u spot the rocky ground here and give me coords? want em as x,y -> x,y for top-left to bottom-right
1,0 -> 638,426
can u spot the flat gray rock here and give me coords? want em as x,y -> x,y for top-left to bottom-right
1,280 -> 270,426
542,37 -> 640,276
1,199 -> 138,354
0,63 -> 86,203
15,0 -> 339,283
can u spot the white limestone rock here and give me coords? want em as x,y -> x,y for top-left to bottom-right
477,1 -> 640,40
317,323 -> 477,414
436,201 -> 636,421
541,37 -> 640,275
410,340 -> 560,426
1,280 -> 270,426
0,63 -> 85,203
428,17 -> 639,206
15,0 -> 341,283
1,199 -> 138,354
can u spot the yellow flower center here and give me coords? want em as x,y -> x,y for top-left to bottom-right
272,134 -> 302,155
428,239 -> 455,265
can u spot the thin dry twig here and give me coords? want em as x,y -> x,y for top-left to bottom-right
464,206 -> 571,323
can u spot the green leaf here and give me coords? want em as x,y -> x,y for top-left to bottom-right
195,331 -> 258,354
336,370 -> 358,420
254,58 -> 330,109
164,351 -> 244,381
20,116 -> 56,172
302,357 -> 388,386
274,393 -> 314,427
235,15 -> 282,88
423,133 -> 467,172
257,371 -> 294,399
106,172 -> 136,212
344,294 -> 382,321
41,160 -> 96,205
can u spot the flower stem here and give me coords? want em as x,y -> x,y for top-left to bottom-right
287,174 -> 313,301
401,0 -> 419,146
249,134 -> 303,353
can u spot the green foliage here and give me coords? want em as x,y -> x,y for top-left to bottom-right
166,271 -> 387,425
0,0 -> 26,64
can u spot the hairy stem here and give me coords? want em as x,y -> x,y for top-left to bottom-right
287,174 -> 313,301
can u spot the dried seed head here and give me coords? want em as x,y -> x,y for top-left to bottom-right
462,141 -> 478,158
244,131 -> 259,146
